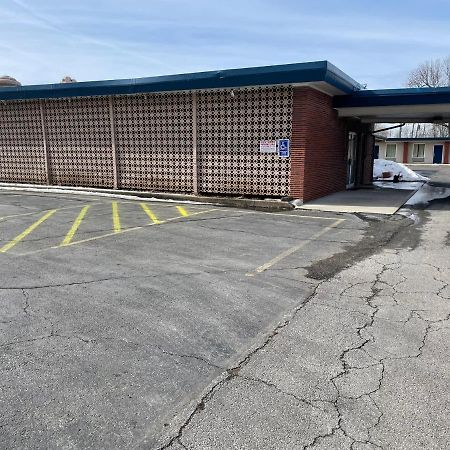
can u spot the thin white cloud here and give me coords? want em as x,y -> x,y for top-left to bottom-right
1,0 -> 449,88
5,0 -> 173,73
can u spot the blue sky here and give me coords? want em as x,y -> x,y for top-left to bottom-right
1,0 -> 450,89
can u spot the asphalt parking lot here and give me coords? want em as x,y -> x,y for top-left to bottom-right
0,190 -> 369,449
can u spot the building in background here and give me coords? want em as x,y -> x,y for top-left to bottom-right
375,138 -> 450,164
0,75 -> 21,87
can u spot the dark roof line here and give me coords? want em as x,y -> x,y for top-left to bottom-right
334,86 -> 450,108
384,137 -> 450,142
0,61 -> 362,102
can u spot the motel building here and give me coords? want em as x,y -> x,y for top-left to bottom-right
375,137 -> 450,165
1,61 -> 450,203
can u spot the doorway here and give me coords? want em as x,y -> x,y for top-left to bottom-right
433,145 -> 443,164
346,132 -> 357,188
373,144 -> 380,159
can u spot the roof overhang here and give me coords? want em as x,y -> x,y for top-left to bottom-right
334,87 -> 450,123
0,61 -> 362,102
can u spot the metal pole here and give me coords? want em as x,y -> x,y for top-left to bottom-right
109,96 -> 119,189
39,99 -> 51,185
192,92 -> 199,195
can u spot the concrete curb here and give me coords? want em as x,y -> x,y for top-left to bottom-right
0,183 -> 294,212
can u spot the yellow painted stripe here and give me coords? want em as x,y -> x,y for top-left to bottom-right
112,201 -> 121,233
60,205 -> 90,247
0,209 -> 57,253
176,206 -> 189,217
140,203 -> 162,224
13,208 -> 219,256
246,218 -> 344,276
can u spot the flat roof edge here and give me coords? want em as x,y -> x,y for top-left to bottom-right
0,61 -> 361,102
384,137 -> 450,141
334,86 -> 450,108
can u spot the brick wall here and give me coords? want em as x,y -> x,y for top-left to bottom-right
290,87 -> 346,201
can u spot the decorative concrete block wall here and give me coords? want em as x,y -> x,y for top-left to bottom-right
0,87 -> 293,197
0,100 -> 47,184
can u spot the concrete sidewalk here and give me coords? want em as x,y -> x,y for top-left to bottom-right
0,182 -> 293,211
300,186 -> 419,215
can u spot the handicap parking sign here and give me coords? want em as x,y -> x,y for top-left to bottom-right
277,139 -> 290,157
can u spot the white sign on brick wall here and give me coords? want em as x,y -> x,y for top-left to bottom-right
259,140 -> 277,154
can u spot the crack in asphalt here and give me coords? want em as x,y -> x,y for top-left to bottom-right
0,269 -> 234,291
156,282 -> 326,450
321,265 -> 387,449
235,374 -> 329,412
153,215 -> 428,450
3,199 -> 448,449
159,235 -> 450,449
176,438 -> 189,449
21,289 -> 30,316
1,329 -> 224,372
0,330 -> 93,349
320,253 -> 449,449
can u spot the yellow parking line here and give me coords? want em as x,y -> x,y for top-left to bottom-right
51,208 -> 218,249
60,205 -> 90,247
0,209 -> 57,253
0,202 -> 105,224
112,201 -> 121,233
140,203 -> 162,224
176,206 -> 189,217
246,218 -> 345,276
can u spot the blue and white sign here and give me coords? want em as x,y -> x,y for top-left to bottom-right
277,139 -> 290,157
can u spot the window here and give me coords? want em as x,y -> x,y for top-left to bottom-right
385,143 -> 397,160
412,143 -> 425,162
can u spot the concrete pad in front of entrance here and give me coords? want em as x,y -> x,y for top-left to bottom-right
299,187 -> 417,215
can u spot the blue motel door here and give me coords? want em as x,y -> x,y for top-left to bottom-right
373,145 -> 379,159
433,145 -> 443,164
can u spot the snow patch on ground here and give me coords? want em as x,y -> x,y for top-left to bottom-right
373,181 -> 425,190
405,184 -> 450,206
396,209 -> 421,224
374,159 -> 429,182
290,199 -> 303,208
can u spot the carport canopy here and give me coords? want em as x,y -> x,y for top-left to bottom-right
334,86 -> 450,123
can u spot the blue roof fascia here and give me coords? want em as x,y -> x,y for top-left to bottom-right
0,61 -> 362,102
334,86 -> 450,108
323,61 -> 363,94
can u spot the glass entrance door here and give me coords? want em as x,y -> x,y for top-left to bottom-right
346,132 -> 357,189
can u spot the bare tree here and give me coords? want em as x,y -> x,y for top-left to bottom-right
406,56 -> 450,136
407,59 -> 443,88
444,56 -> 450,85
